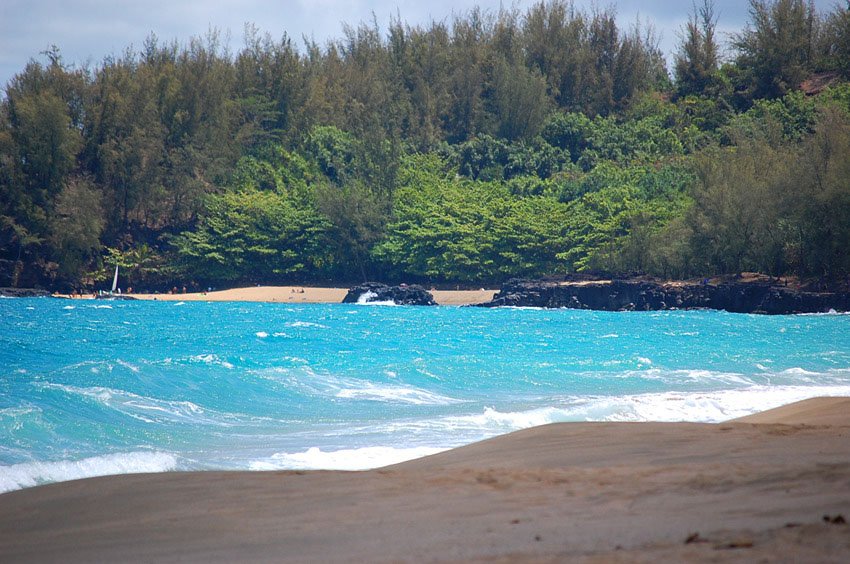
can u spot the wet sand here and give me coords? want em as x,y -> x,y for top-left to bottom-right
1,397 -> 849,562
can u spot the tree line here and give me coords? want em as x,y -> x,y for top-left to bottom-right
2,0 -> 850,290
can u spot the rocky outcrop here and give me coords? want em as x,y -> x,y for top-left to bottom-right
0,287 -> 52,298
473,278 -> 850,314
342,282 -> 437,306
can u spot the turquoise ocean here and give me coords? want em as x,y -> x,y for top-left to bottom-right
3,297 -> 850,493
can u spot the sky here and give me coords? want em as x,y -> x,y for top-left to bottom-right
0,0 -> 840,90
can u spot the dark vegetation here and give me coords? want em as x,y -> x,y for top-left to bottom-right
2,0 -> 850,291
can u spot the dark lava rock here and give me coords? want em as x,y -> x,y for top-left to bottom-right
473,278 -> 850,315
0,287 -> 52,298
342,282 -> 437,306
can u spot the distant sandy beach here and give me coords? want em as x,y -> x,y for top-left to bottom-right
2,397 -> 849,562
123,285 -> 497,306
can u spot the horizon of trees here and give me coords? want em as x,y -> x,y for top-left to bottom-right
2,0 -> 850,291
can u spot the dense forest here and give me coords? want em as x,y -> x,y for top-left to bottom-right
2,0 -> 850,291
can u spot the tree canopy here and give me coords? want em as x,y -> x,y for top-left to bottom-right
2,0 -> 850,290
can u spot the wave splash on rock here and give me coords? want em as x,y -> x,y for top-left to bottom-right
342,282 -> 436,306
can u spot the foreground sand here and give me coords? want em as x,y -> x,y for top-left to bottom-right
2,397 -> 849,563
125,285 -> 497,306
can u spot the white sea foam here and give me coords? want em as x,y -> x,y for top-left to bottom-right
410,384 -> 850,439
335,382 -> 459,405
255,331 -> 269,338
800,309 -> 850,316
251,365 -> 460,405
356,291 -> 376,304
62,305 -> 75,310
283,356 -> 309,364
356,291 -> 396,306
38,383 -> 232,426
189,354 -> 234,369
0,406 -> 37,418
92,305 -> 113,309
620,368 -> 756,386
115,359 -> 140,373
778,367 -> 823,377
444,406 -> 570,431
249,446 -> 446,471
576,385 -> 850,423
173,301 -> 186,306
0,451 -> 178,493
286,321 -> 329,328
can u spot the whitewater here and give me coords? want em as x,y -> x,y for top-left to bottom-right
2,298 -> 849,493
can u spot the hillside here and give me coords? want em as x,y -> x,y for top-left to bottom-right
2,0 -> 849,291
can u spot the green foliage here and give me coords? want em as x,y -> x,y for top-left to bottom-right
558,164 -> 693,272
98,244 -> 168,288
50,176 -> 105,282
541,112 -> 590,159
675,0 -> 720,98
2,3 -> 850,288
641,107 -> 850,280
733,0 -> 818,101
728,89 -> 819,141
489,56 -> 551,140
374,155 -> 570,282
173,189 -> 331,283
314,180 -> 387,280
785,107 -> 850,277
303,125 -> 357,185
820,4 -> 850,75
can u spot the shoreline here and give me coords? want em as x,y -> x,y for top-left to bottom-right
2,397 -> 849,562
55,285 -> 499,306
34,274 -> 850,312
476,277 -> 850,314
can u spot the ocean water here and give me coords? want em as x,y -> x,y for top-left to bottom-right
2,297 -> 849,493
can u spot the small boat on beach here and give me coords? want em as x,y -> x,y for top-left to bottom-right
96,265 -> 135,300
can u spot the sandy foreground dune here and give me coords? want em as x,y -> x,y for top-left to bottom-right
123,285 -> 497,306
1,397 -> 849,563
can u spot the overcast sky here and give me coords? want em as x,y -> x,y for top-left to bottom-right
0,0 -> 839,90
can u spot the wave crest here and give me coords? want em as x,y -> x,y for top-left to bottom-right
250,445 -> 446,471
0,451 -> 178,493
